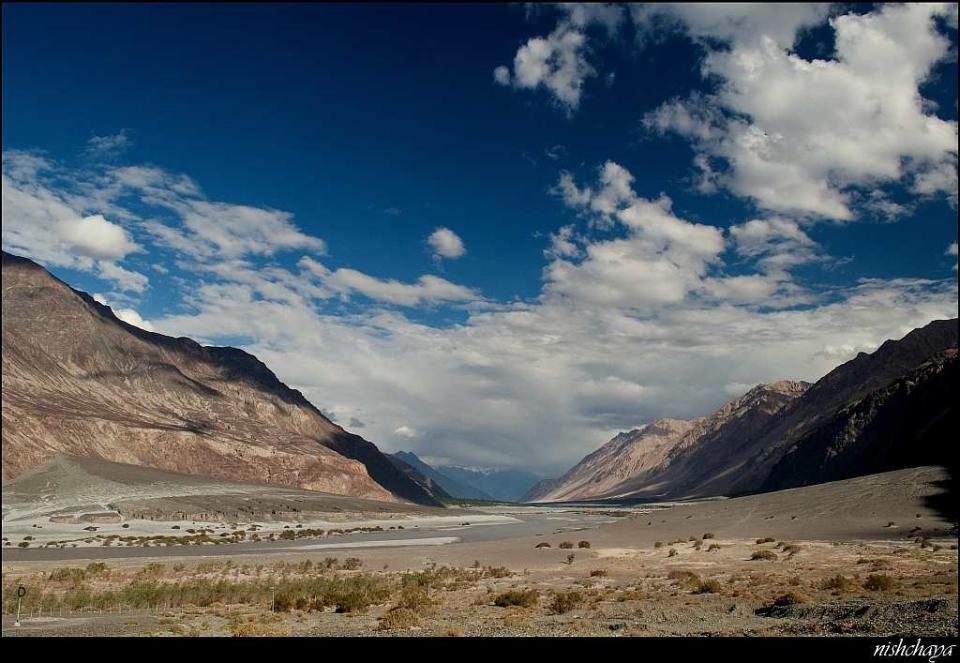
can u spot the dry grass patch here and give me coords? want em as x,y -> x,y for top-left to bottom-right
750,550 -> 778,561
493,589 -> 539,608
864,574 -> 898,592
820,574 -> 856,592
549,590 -> 584,614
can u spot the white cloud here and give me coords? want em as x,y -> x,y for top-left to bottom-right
494,5 -> 625,113
948,242 -> 958,271
545,161 -> 728,308
393,425 -> 418,439
93,293 -> 154,330
153,262 -> 957,473
299,256 -> 477,307
427,227 -> 466,260
2,152 -> 145,292
58,213 -> 140,261
96,261 -> 149,294
640,3 -> 959,220
326,269 -> 477,307
85,130 -> 132,160
4,148 -> 956,476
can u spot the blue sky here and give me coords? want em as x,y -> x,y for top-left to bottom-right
3,3 -> 958,473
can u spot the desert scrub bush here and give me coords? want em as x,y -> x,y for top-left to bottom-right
654,541 -> 664,549
702,533 -> 715,539
667,570 -> 701,588
548,590 -> 583,614
771,591 -> 808,606
707,544 -> 722,552
493,589 -> 539,608
821,574 -> 855,591
566,554 -> 576,565
558,541 -> 574,549
750,550 -> 778,561
694,579 -> 722,594
667,548 -> 678,557
341,557 -> 363,570
589,569 -> 608,577
864,574 -> 897,592
378,606 -> 421,630
49,567 -> 87,584
395,585 -> 433,611
755,537 -> 776,544
577,540 -> 591,549
535,542 -> 551,549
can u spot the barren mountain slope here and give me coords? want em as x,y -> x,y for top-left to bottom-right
523,418 -> 695,502
1,251 -> 438,505
525,382 -> 806,502
530,319 -> 957,503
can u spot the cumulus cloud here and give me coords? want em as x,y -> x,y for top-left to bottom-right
2,151 -> 146,292
493,4 -> 625,113
545,161 -> 727,308
427,227 -> 466,260
58,213 -> 140,261
639,3 -> 959,220
500,4 -> 958,219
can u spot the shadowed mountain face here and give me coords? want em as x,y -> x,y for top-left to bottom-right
528,319 -> 958,503
1,251 -> 439,506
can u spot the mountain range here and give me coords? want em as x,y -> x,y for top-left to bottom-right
525,318 -> 958,503
1,251 -> 439,506
391,451 -> 541,502
3,251 -> 955,510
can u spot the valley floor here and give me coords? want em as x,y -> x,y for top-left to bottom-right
2,466 -> 956,637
